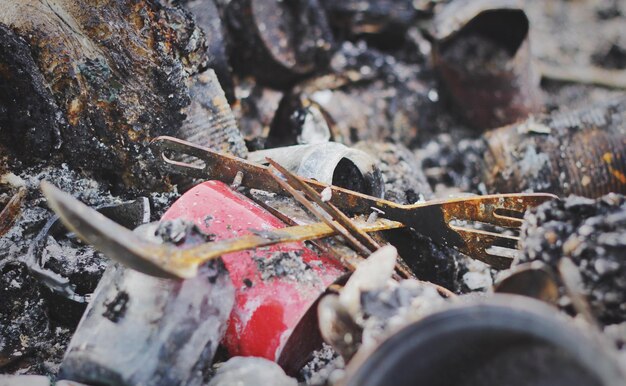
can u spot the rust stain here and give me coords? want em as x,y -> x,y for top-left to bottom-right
67,98 -> 82,125
603,152 -> 626,185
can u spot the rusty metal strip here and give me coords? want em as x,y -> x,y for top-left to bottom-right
266,158 -> 415,278
266,163 -> 372,260
0,187 -> 26,237
266,158 -> 381,252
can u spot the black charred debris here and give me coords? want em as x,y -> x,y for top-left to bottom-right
1,0 -> 626,385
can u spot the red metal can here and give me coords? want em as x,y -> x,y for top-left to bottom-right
162,181 -> 346,360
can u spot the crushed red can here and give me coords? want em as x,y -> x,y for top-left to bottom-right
161,180 -> 347,360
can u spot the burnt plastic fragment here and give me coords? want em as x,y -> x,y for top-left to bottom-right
383,229 -> 460,292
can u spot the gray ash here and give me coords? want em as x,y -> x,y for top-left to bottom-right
0,262 -> 72,376
155,218 -> 216,246
149,190 -> 181,222
520,194 -> 626,324
414,134 -> 487,196
0,163 -> 165,375
254,250 -> 318,284
300,343 -> 345,386
358,279 -> 446,345
39,239 -> 107,297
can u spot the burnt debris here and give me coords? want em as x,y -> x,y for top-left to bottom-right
2,0 -> 626,385
520,194 -> 626,325
482,98 -> 626,197
0,0 -> 215,191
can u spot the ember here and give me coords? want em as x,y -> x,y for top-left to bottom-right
1,0 -> 626,385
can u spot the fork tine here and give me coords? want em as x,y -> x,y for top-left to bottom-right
439,193 -> 557,229
446,225 -> 519,269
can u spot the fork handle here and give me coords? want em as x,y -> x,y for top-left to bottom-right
151,136 -> 398,214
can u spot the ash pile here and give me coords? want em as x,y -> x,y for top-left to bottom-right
1,0 -> 626,385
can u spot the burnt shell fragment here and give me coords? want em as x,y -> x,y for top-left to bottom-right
519,193 -> 626,325
482,98 -> 626,198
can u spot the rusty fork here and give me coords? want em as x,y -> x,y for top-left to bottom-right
151,136 -> 558,269
40,182 -> 403,279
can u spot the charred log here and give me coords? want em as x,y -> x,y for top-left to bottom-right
0,1 -> 211,191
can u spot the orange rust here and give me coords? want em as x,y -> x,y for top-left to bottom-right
67,98 -> 84,126
603,151 -> 626,185
611,169 -> 626,185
